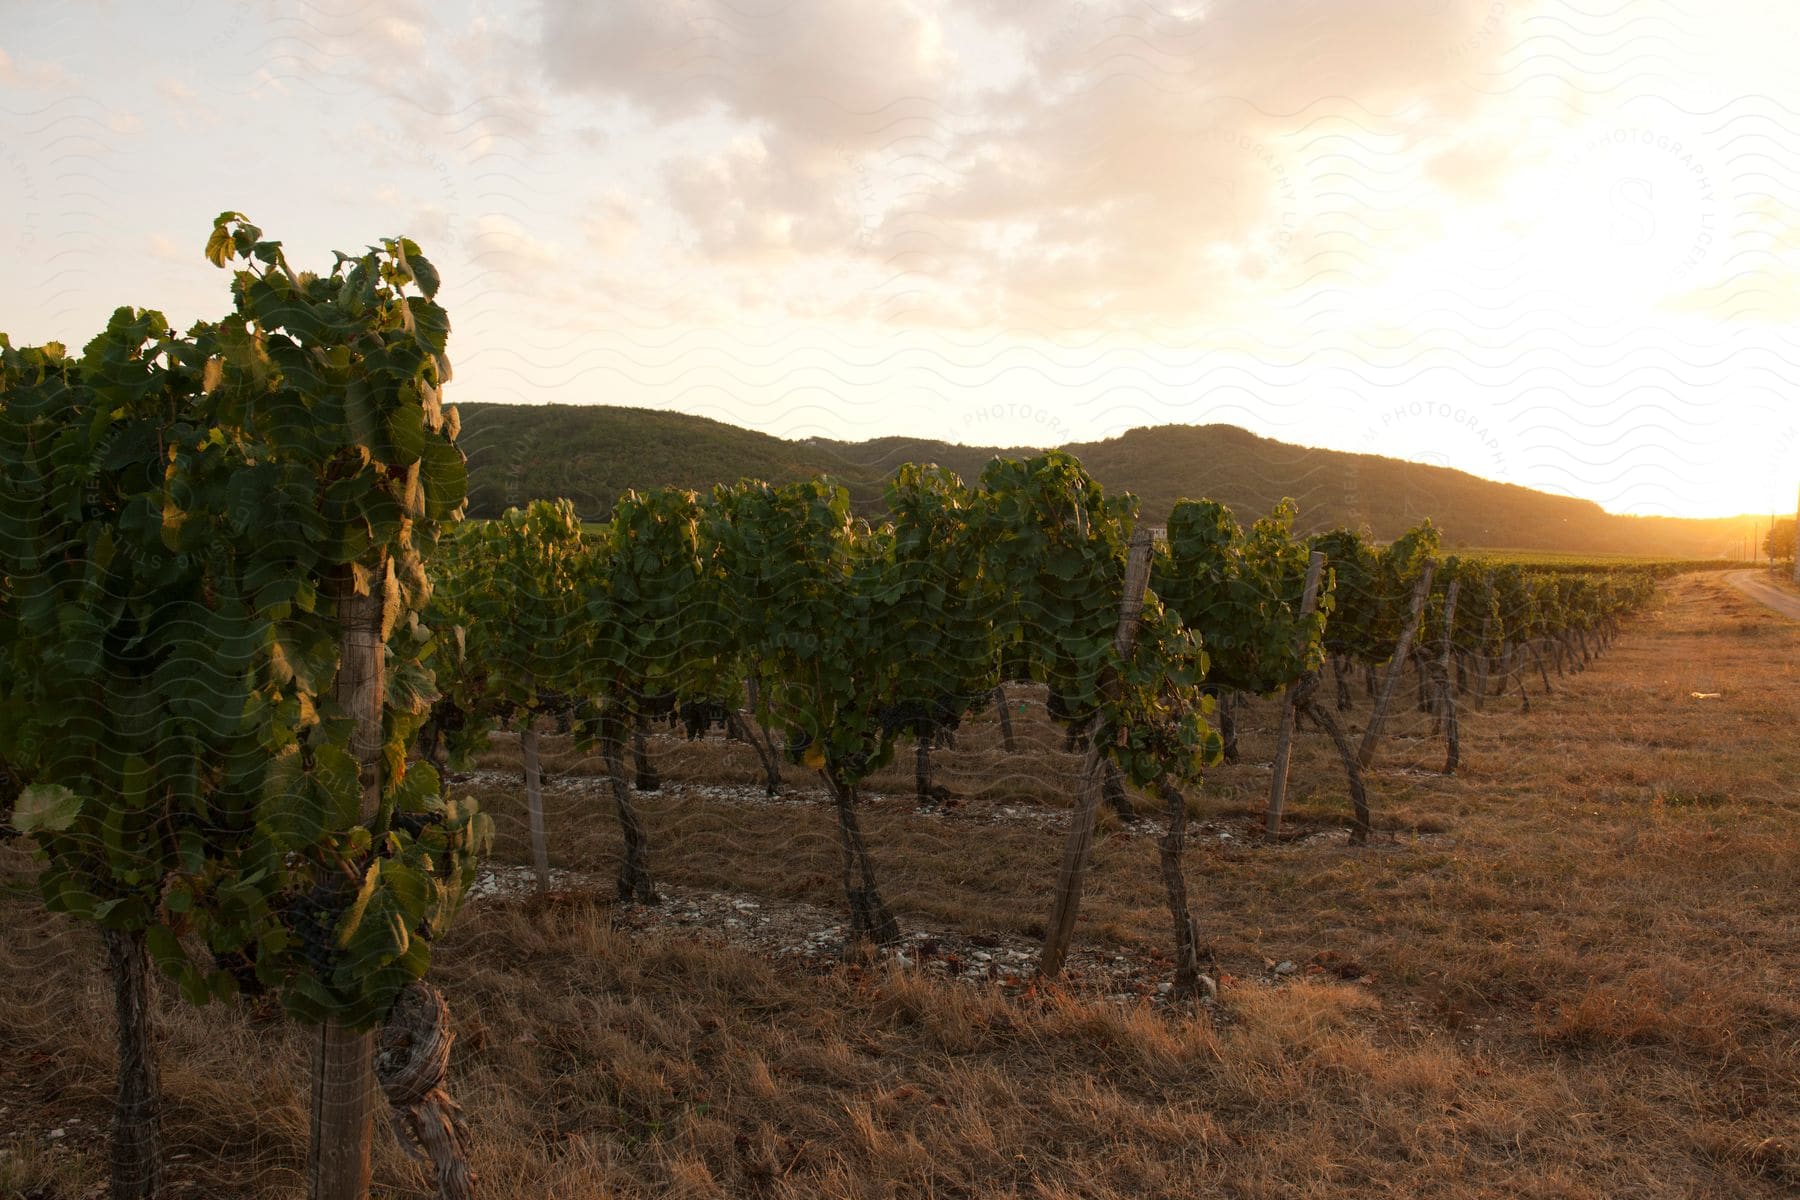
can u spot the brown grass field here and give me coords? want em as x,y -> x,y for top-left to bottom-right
2,572 -> 1797,1198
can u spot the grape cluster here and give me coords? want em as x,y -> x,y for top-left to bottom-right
283,884 -> 343,980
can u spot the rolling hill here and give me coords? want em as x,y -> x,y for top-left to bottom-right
454,402 -> 1764,558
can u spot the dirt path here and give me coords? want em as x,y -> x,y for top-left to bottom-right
1723,568 -> 1800,620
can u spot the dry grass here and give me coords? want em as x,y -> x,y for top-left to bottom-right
3,573 -> 1798,1198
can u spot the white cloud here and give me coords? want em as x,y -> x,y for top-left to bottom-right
157,76 -> 221,127
468,212 -> 562,280
525,0 -> 1548,328
582,192 -> 642,258
0,45 -> 71,90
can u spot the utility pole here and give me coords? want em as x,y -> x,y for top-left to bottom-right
1793,484 -> 1800,583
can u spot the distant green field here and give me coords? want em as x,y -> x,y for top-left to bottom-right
1449,548 -> 1758,575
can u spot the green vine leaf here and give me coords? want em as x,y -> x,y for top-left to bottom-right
13,784 -> 82,834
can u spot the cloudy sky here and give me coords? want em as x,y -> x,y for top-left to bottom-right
4,0 -> 1798,518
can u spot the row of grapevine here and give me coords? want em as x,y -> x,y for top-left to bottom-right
1309,527 -> 1656,777
0,215 -> 1664,1200
1314,534 -> 1654,704
1155,500 -> 1339,838
428,473 -> 1661,995
426,457 -> 1223,970
0,219 -> 485,1200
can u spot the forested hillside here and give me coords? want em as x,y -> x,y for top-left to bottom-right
457,403 -> 1757,556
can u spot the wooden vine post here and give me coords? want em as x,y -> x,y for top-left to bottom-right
1039,527 -> 1154,979
1439,578 -> 1462,774
309,566 -> 388,1200
521,681 -> 550,893
1474,572 -> 1494,709
1357,559 -> 1435,769
1265,551 -> 1327,838
994,684 -> 1017,752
